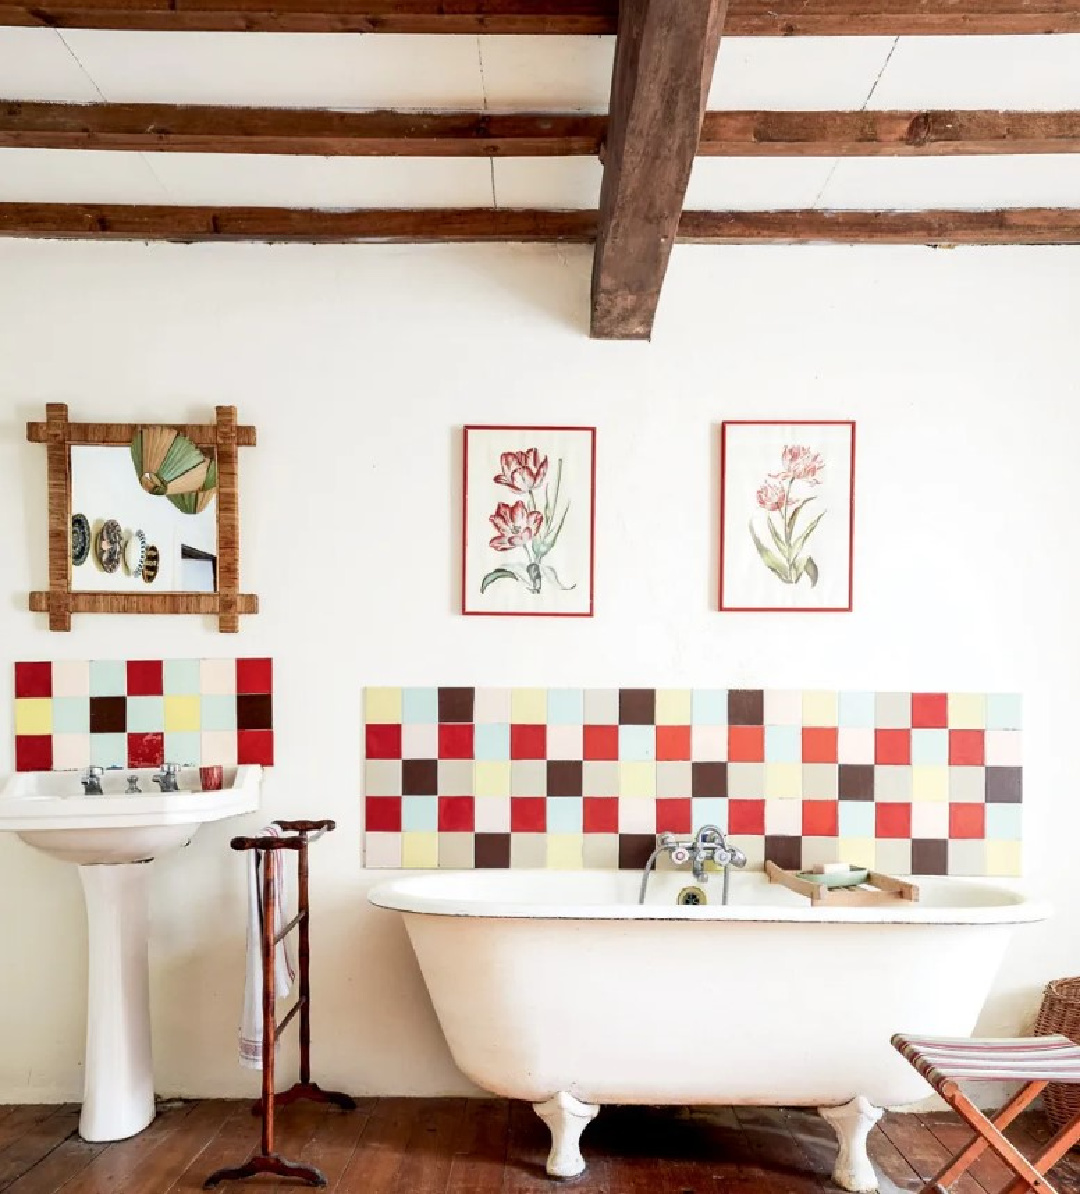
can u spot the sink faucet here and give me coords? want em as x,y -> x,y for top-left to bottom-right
81,766 -> 104,796
639,824 -> 747,906
152,763 -> 181,793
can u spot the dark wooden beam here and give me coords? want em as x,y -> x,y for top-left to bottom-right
3,0 -> 1075,34
590,0 -> 726,340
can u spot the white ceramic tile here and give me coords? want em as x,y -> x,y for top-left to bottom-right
199,658 -> 236,696
691,725 -> 727,761
52,733 -> 91,771
763,690 -> 802,726
363,759 -> 401,797
402,724 -> 438,757
474,796 -> 510,832
201,730 -> 237,767
838,728 -> 875,764
618,799 -> 656,834
546,724 -> 584,760
0,29 -> 103,102
51,660 -> 90,699
364,832 -> 402,869
985,730 -> 1023,767
473,688 -> 511,723
912,802 -> 949,838
765,798 -> 801,835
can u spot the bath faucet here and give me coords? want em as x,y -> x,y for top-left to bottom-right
639,825 -> 747,906
152,763 -> 181,793
81,766 -> 104,796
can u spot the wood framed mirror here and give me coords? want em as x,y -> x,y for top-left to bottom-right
28,404 -> 258,632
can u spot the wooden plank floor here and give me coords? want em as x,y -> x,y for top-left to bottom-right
2,1099 -> 1080,1193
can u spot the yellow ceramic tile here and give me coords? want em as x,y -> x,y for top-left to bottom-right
401,833 -> 439,869
365,687 -> 402,723
837,838 -> 876,869
912,765 -> 949,802
948,693 -> 986,729
15,698 -> 52,736
619,761 -> 656,799
546,835 -> 584,870
802,690 -> 838,727
655,689 -> 693,726
164,695 -> 200,733
764,762 -> 802,800
986,841 -> 1022,878
474,761 -> 511,797
511,688 -> 547,724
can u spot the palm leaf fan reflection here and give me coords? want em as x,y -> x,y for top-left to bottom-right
167,458 -> 218,515
131,426 -> 212,497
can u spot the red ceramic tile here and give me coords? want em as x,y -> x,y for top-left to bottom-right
656,726 -> 692,761
583,725 -> 619,761
876,803 -> 912,839
912,692 -> 948,729
366,796 -> 401,832
15,735 -> 52,772
583,797 -> 619,834
875,729 -> 911,765
438,724 -> 475,760
438,796 -> 474,832
126,660 -> 163,697
949,729 -> 985,766
366,724 -> 402,760
15,662 -> 52,699
728,799 -> 765,835
127,732 -> 165,769
236,657 -> 273,695
510,724 -> 547,760
802,727 -> 838,764
950,803 -> 985,840
237,729 -> 275,766
511,797 -> 546,833
656,798 -> 692,835
802,800 -> 839,837
728,726 -> 765,763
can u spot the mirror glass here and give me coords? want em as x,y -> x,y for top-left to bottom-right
69,429 -> 218,593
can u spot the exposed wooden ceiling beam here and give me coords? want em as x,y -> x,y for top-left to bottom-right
590,0 -> 726,340
3,0 -> 1076,34
5,103 -> 1080,157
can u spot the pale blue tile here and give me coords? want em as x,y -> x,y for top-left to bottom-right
839,691 -> 875,728
403,795 -> 438,831
547,688 -> 584,725
53,697 -> 90,734
126,696 -> 164,734
692,797 -> 727,833
765,725 -> 800,763
475,723 -> 510,761
619,724 -> 655,762
90,660 -> 126,697
91,733 -> 126,768
402,687 -> 438,725
911,729 -> 949,765
164,731 -> 200,766
692,690 -> 728,725
164,659 -> 201,696
547,797 -> 583,833
200,695 -> 237,732
986,804 -> 1022,841
986,694 -> 1023,730
839,802 -> 874,837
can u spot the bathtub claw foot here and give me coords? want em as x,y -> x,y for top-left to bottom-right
534,1092 -> 599,1178
820,1096 -> 882,1193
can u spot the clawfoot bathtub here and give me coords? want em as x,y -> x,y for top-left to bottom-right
369,869 -> 1047,1192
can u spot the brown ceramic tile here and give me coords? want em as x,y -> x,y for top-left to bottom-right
618,833 -> 657,869
236,693 -> 272,731
438,687 -> 475,724
911,839 -> 948,875
838,763 -> 875,801
546,760 -> 583,798
89,696 -> 126,734
474,833 -> 510,868
402,759 -> 439,796
691,761 -> 727,799
985,766 -> 1022,804
728,690 -> 764,726
619,689 -> 656,725
764,835 -> 803,871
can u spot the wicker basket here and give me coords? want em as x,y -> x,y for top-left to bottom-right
1035,977 -> 1080,1131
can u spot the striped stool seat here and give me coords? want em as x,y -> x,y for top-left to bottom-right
893,1033 -> 1080,1193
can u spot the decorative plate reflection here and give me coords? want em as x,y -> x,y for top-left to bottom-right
71,514 -> 90,566
96,519 -> 123,574
124,529 -> 147,578
142,544 -> 161,585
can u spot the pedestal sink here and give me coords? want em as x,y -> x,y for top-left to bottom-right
0,765 -> 262,1142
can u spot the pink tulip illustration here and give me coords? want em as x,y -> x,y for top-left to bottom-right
494,449 -> 549,495
489,501 -> 543,551
749,445 -> 826,587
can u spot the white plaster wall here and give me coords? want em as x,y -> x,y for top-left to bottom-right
0,239 -> 1077,1102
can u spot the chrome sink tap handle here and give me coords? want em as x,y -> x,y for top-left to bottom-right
152,763 -> 181,793
81,766 -> 104,796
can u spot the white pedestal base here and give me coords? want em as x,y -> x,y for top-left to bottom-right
78,863 -> 157,1142
533,1092 -> 599,1178
820,1096 -> 882,1193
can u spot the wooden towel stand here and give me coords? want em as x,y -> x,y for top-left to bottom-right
204,820 -> 356,1189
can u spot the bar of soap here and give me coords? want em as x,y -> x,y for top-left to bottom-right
813,861 -> 850,875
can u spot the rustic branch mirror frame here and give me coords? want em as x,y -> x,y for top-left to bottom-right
27,403 -> 258,632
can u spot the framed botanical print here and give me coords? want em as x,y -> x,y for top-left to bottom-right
719,421 -> 855,612
462,426 -> 596,617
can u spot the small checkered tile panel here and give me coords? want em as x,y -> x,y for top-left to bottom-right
14,659 -> 274,772
363,688 -> 1022,876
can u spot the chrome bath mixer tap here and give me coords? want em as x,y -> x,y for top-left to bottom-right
639,824 -> 747,905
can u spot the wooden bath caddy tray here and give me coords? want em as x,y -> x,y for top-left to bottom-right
765,861 -> 920,907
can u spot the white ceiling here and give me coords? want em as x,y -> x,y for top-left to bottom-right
1,29 -> 1080,210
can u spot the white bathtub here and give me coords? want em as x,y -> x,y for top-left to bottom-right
369,868 -> 1048,1193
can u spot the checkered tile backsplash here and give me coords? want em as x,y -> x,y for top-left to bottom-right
363,687 -> 1022,876
13,659 -> 274,772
